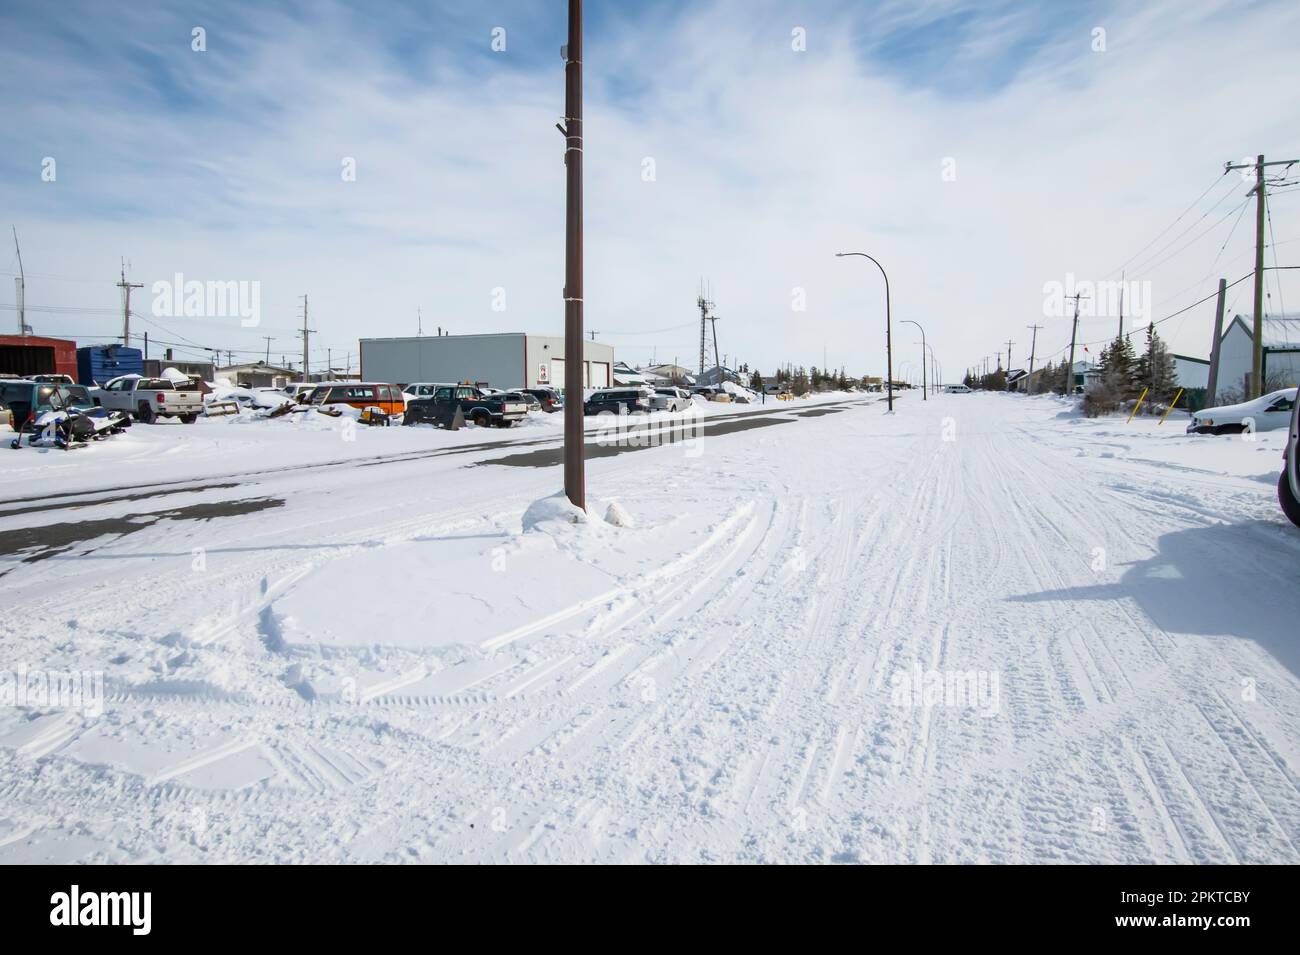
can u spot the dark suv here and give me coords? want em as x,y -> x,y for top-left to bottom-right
521,387 -> 563,412
583,387 -> 651,416
1,380 -> 67,434
1281,397 -> 1300,527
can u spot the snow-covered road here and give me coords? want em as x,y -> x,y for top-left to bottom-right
1,393 -> 1297,863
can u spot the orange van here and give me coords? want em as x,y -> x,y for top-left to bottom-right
308,382 -> 405,417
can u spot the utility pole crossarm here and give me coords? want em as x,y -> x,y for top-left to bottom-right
1223,155 -> 1298,397
116,261 -> 143,347
1026,324 -> 1042,394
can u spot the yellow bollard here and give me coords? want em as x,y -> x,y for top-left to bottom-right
1127,387 -> 1149,423
1158,388 -> 1184,426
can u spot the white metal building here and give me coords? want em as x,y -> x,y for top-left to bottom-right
358,333 -> 615,390
1170,354 -> 1209,390
1213,314 -> 1300,401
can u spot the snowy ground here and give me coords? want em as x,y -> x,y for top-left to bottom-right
1,392 -> 1297,863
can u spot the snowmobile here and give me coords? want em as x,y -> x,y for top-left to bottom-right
10,406 -> 129,450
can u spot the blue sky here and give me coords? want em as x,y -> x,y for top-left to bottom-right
2,0 -> 1297,376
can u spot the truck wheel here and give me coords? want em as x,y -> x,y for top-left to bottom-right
472,411 -> 490,427
1279,471 -> 1300,529
180,413 -> 198,424
136,404 -> 155,424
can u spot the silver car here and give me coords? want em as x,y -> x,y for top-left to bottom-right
650,386 -> 692,412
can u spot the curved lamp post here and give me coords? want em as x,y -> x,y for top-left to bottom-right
899,319 -> 927,401
835,252 -> 893,412
919,341 -> 939,396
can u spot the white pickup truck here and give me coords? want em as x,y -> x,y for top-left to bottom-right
92,375 -> 203,423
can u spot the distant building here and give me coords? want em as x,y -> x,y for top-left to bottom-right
217,361 -> 298,389
0,334 -> 78,380
1170,354 -> 1209,390
1212,314 -> 1300,402
697,365 -> 739,387
358,333 -> 614,390
612,361 -> 648,386
642,363 -> 695,385
144,358 -> 216,382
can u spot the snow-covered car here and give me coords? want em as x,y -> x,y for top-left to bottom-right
280,382 -> 317,403
1281,395 -> 1300,528
1187,388 -> 1297,435
651,387 -> 692,412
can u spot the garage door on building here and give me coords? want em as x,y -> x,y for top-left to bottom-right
588,361 -> 610,388
549,358 -> 564,389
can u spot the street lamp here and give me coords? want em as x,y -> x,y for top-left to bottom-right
835,252 -> 893,412
899,319 -> 927,401
914,340 -> 938,396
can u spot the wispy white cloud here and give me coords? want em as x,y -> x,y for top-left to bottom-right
2,0 -> 1298,374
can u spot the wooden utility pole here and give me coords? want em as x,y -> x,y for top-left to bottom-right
1224,154 -> 1297,397
561,0 -> 585,509
1005,338 -> 1015,370
263,336 -> 273,365
298,295 -> 315,379
1251,154 -> 1266,397
1205,278 -> 1227,406
117,262 -> 142,347
1026,324 -> 1042,394
1117,270 -> 1125,339
1063,291 -> 1087,394
12,227 -> 25,336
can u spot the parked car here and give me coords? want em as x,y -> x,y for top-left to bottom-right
404,384 -> 528,428
309,382 -> 406,418
1280,395 -> 1300,528
651,386 -> 693,412
500,390 -> 542,412
1,380 -> 68,434
280,382 -> 317,403
92,375 -> 204,423
1188,388 -> 1297,435
944,384 -> 973,394
401,382 -> 455,404
518,387 -> 564,412
584,387 -> 652,416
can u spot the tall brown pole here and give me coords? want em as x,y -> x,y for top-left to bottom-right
1206,277 -> 1227,405
1251,154 -> 1266,399
562,0 -> 585,509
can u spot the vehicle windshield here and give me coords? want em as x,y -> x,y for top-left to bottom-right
59,386 -> 93,407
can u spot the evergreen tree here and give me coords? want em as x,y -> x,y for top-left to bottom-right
750,369 -> 763,391
1135,325 -> 1177,402
1098,333 -> 1138,397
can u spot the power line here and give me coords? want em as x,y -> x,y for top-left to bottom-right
1102,170 -> 1233,280
1127,196 -> 1251,280
1267,202 -> 1287,323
